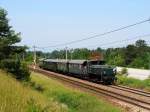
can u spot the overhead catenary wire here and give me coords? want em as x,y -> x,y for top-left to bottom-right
35,33 -> 150,51
37,18 -> 150,49
32,34 -> 150,61
78,33 -> 150,49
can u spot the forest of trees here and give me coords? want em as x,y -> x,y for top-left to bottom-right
105,40 -> 150,69
26,40 -> 150,69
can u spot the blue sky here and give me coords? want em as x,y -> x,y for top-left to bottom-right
1,0 -> 150,51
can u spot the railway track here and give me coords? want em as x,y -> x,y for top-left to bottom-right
110,85 -> 150,97
30,67 -> 150,111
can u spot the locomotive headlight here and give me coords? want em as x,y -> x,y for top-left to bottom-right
103,71 -> 106,74
113,68 -> 117,74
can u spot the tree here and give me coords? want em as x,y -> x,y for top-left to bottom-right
135,39 -> 147,47
73,48 -> 90,59
135,39 -> 149,58
129,53 -> 149,69
0,7 -> 22,60
124,44 -> 137,65
0,7 -> 30,81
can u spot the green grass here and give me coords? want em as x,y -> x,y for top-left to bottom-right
0,70 -> 124,112
0,70 -> 67,112
31,72 -> 124,112
117,75 -> 150,91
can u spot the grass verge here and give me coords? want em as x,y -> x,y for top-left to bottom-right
0,70 -> 67,112
31,72 -> 124,112
117,75 -> 150,92
0,70 -> 124,112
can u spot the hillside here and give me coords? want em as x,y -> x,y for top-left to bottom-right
0,70 -> 123,112
0,70 -> 67,112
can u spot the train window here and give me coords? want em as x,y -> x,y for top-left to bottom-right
89,61 -> 98,65
89,61 -> 105,65
98,61 -> 105,65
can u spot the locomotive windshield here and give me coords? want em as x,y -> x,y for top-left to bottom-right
89,60 -> 105,65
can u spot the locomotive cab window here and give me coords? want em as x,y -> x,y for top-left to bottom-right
89,60 -> 105,65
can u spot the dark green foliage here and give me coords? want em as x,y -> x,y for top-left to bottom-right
0,59 -> 30,81
124,45 -> 137,65
129,53 -> 149,69
0,7 -> 27,60
0,7 -> 30,81
72,48 -> 90,59
0,8 -> 23,60
31,39 -> 150,69
29,81 -> 45,92
30,39 -> 150,69
24,51 -> 34,63
104,40 -> 150,69
105,48 -> 125,66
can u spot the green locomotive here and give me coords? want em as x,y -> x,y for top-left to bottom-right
39,59 -> 117,84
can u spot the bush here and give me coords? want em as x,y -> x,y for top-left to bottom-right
0,59 -> 30,81
29,81 -> 45,92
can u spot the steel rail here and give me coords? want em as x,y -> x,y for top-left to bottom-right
30,67 -> 150,111
110,85 -> 150,97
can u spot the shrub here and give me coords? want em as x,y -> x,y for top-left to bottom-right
29,81 -> 45,92
0,59 -> 30,81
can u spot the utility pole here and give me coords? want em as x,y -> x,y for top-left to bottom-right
33,46 -> 36,69
56,48 -> 59,60
70,49 -> 73,60
65,47 -> 68,61
148,52 -> 150,77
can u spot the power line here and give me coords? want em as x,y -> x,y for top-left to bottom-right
38,18 -> 150,49
64,34 -> 150,49
35,33 -> 150,52
80,33 -> 150,48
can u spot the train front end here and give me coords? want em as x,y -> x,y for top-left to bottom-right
88,60 -> 117,84
100,66 -> 116,84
